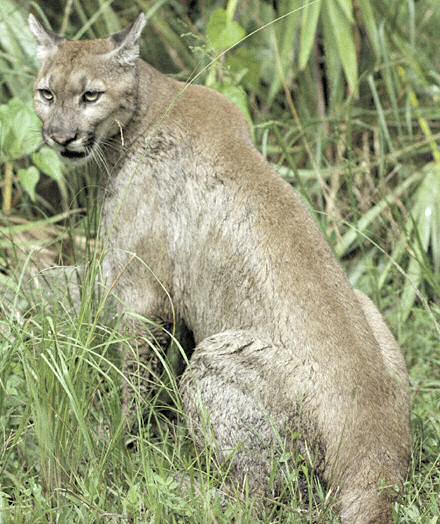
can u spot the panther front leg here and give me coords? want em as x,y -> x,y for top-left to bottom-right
121,314 -> 172,428
102,263 -> 175,435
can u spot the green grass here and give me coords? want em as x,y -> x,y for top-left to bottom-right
0,259 -> 438,523
1,0 -> 439,522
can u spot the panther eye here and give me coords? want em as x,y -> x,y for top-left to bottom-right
39,89 -> 54,102
82,91 -> 102,103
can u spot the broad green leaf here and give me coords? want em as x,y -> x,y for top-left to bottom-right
17,166 -> 40,202
267,0 -> 301,103
12,100 -> 42,155
320,3 -> 344,108
358,0 -> 380,59
227,47 -> 262,91
207,9 -> 246,52
322,0 -> 358,95
432,185 -> 440,274
0,99 -> 41,161
400,167 -> 440,319
217,84 -> 252,125
299,0 -> 322,71
32,146 -> 64,182
336,0 -> 354,23
0,104 -> 13,160
0,0 -> 38,62
400,232 -> 428,322
0,0 -> 39,97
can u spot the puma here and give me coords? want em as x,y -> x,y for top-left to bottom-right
29,13 -> 411,523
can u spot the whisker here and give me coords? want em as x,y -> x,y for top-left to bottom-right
99,138 -> 122,153
90,146 -> 104,174
99,145 -> 114,177
93,143 -> 112,179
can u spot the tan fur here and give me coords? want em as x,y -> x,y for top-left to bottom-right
30,14 -> 411,523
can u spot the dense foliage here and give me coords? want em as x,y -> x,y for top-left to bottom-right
0,1 -> 438,522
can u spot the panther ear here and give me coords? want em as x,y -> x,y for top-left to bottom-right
109,13 -> 146,66
28,14 -> 64,61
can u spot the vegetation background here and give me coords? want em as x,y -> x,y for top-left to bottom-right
0,0 -> 439,522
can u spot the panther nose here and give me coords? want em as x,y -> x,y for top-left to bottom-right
50,130 -> 78,146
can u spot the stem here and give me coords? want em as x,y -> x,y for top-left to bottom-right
398,66 -> 440,164
60,0 -> 74,35
205,62 -> 218,87
226,0 -> 239,22
2,161 -> 13,215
